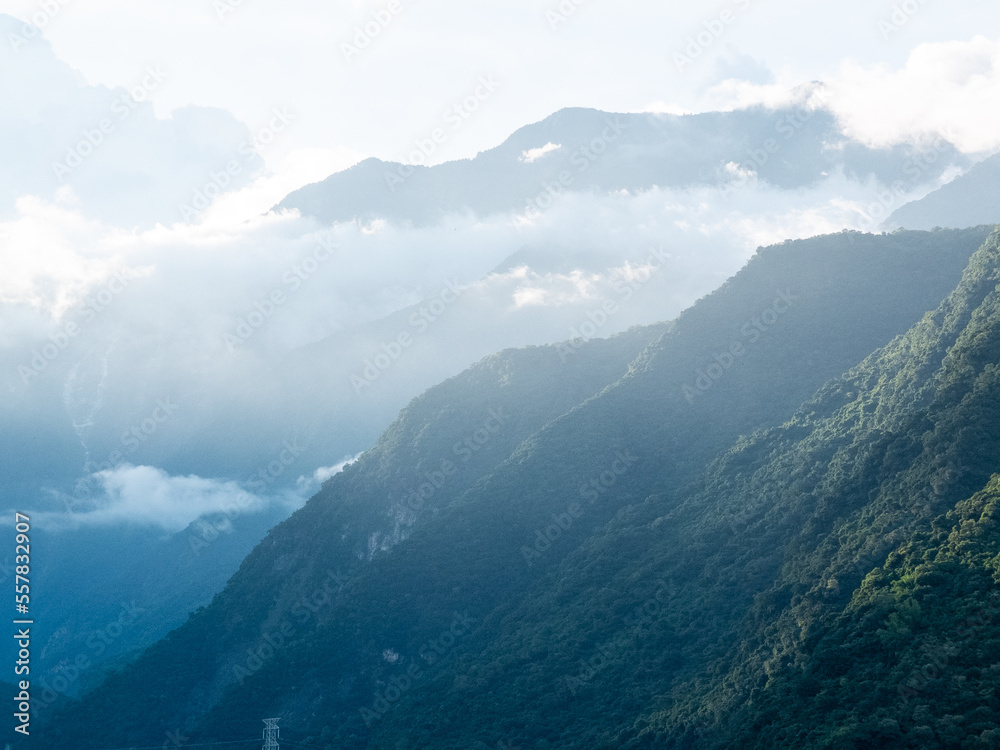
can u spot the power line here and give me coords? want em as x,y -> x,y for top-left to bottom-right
282,741 -> 331,750
90,740 -> 259,750
69,717 -> 316,750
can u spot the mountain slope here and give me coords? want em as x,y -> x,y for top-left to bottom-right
886,152 -> 1000,231
29,226 -> 998,749
27,323 -> 666,743
365,228 -> 1000,748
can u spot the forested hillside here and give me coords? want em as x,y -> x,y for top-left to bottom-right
29,226 -> 1000,750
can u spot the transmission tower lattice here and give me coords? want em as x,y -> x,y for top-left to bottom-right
262,717 -> 280,750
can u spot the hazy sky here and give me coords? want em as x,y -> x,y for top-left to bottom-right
4,0 -> 1000,177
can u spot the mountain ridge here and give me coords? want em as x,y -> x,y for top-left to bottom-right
28,226 -> 999,749
885,152 -> 1000,231
277,105 -> 965,226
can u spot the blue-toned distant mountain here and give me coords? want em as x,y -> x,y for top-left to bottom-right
278,102 -> 965,225
886,151 -> 1000,231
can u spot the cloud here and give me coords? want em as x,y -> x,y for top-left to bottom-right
692,36 -> 1000,155
641,102 -> 692,116
303,454 -> 363,489
40,465 -> 270,531
519,143 -> 561,164
165,144 -> 364,233
827,36 -> 1000,153
698,80 -> 816,113
0,161 -> 905,518
496,267 -> 595,308
0,146 -> 940,346
0,193 -> 160,317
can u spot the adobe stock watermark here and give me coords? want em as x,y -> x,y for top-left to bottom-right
214,0 -> 248,21
897,592 -> 1000,705
674,0 -> 753,72
720,91 -> 829,198
360,611 -> 476,726
521,450 -> 638,567
350,280 -> 464,394
179,107 -> 294,221
341,0 -> 404,64
522,117 -> 627,219
879,0 -> 930,40
384,75 -> 501,192
187,437 -> 308,554
161,727 -> 190,750
556,246 -> 672,362
225,230 -> 336,352
578,450 -> 638,503
681,288 -> 798,404
60,396 -> 179,518
231,568 -> 353,685
245,437 -> 308,493
561,579 -> 676,696
52,66 -> 168,180
186,491 -> 257,555
18,269 -> 136,385
88,397 -> 180,475
857,134 -> 953,228
546,0 -> 588,30
31,601 -> 144,714
392,408 -> 511,518
7,0 -> 72,52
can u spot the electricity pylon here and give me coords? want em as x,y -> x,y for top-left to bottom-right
263,718 -> 280,750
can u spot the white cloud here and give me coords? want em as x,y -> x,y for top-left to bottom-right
698,80 -> 816,113
185,146 -> 364,230
691,37 -> 1000,155
0,194 -> 154,317
519,142 -> 561,164
0,141 -> 949,352
723,161 -> 757,181
641,102 -> 693,116
43,465 -> 268,531
827,36 -> 1000,153
304,454 -> 363,489
508,268 -> 597,308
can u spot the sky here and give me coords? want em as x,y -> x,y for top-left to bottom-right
3,0 -> 1000,531
4,0 -> 1000,178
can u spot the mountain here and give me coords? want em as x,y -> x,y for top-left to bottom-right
414,227 -> 1000,749
5,96 -> 977,712
20,507 -> 290,701
23,320 -> 668,739
16,98 -> 969,715
26,225 -> 999,750
885,151 -> 1000,231
346,229 -> 1000,748
277,104 -> 965,226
